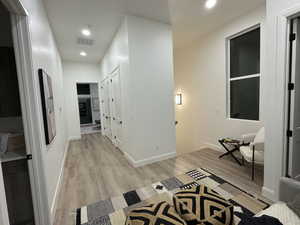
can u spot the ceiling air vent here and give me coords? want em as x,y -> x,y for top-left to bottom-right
77,37 -> 94,46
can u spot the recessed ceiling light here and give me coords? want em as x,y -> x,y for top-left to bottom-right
80,51 -> 87,56
81,28 -> 91,36
205,0 -> 217,9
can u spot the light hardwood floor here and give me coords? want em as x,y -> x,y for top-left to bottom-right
54,133 -> 264,225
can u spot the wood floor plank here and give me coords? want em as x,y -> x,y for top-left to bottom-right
54,133 -> 264,225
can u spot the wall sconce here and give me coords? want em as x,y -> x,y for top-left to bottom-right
175,93 -> 182,105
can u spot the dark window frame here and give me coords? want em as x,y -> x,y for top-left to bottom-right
227,25 -> 261,121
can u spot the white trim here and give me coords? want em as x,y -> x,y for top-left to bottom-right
277,3 -> 300,184
199,142 -> 222,152
76,81 -> 99,84
262,186 -> 277,201
50,140 -> 69,223
124,152 -> 177,168
8,4 -> 50,225
260,3 -> 300,200
227,23 -> 261,40
100,77 -> 109,83
227,117 -> 261,123
0,2 -> 29,225
229,74 -> 260,81
69,136 -> 82,141
1,0 -> 27,15
110,65 -> 120,75
281,3 -> 300,19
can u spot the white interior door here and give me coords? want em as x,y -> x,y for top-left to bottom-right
101,79 -> 113,140
106,79 -> 114,141
0,7 -> 39,225
288,18 -> 300,178
100,81 -> 106,136
110,68 -> 122,148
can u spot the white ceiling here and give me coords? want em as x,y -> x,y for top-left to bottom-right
170,0 -> 265,48
43,0 -> 265,63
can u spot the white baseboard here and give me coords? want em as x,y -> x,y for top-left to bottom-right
124,152 -> 177,168
177,142 -> 222,156
50,139 -> 70,224
262,186 -> 277,202
69,136 -> 81,141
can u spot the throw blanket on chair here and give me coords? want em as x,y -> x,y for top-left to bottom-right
236,212 -> 283,225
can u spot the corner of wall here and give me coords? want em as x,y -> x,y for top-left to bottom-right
68,136 -> 81,141
262,186 -> 277,202
124,151 -> 177,168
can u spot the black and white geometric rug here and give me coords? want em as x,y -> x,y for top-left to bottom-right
75,168 -> 270,225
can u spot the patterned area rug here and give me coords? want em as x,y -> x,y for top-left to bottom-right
75,168 -> 270,225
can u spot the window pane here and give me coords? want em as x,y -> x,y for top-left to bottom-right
230,28 -> 260,78
230,77 -> 259,120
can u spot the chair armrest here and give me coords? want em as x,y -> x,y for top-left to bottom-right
279,177 -> 300,203
241,133 -> 256,144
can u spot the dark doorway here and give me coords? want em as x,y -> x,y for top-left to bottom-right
79,98 -> 93,125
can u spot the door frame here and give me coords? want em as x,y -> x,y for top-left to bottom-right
276,4 -> 300,179
286,17 -> 300,178
76,82 -> 101,129
0,1 -> 50,225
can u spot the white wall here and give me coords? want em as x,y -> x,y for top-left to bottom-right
63,61 -> 101,139
100,16 -> 176,166
263,0 -> 300,201
19,0 -> 68,222
174,5 -> 266,155
127,16 -> 176,163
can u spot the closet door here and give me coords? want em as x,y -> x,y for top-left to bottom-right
105,79 -> 113,141
100,79 -> 112,140
111,68 -> 122,148
288,18 -> 300,178
100,81 -> 107,136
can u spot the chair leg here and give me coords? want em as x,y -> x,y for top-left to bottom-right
252,147 -> 255,181
252,160 -> 255,181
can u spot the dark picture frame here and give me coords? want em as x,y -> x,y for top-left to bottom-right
38,69 -> 56,145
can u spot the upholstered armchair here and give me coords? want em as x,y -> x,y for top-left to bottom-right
240,127 -> 265,180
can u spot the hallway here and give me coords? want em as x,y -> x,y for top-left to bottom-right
54,133 -> 264,225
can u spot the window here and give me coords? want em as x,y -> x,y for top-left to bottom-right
228,27 -> 260,121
